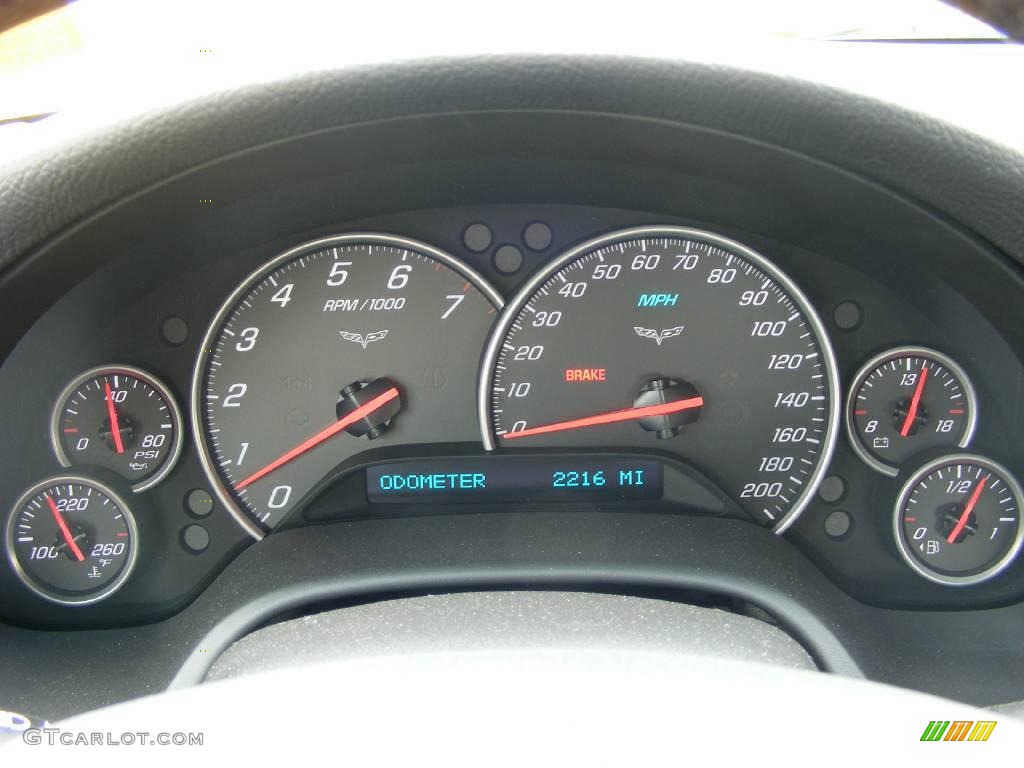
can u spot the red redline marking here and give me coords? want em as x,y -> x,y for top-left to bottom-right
904,517 -> 917,522
853,410 -> 867,416
46,494 -> 85,561
947,474 -> 987,544
503,396 -> 704,440
235,387 -> 400,490
949,409 -> 965,415
899,366 -> 928,438
116,532 -> 129,538
63,428 -> 80,433
104,381 -> 126,454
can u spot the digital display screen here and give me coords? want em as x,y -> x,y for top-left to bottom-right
367,456 -> 663,504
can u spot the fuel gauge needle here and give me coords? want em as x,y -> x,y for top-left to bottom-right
502,396 -> 704,440
46,494 -> 85,562
947,474 -> 987,544
235,386 -> 400,490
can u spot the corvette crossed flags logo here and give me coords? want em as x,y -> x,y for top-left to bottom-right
339,330 -> 389,349
633,326 -> 685,346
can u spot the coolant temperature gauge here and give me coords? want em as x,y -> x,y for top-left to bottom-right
51,365 -> 183,491
5,475 -> 138,605
894,454 -> 1023,586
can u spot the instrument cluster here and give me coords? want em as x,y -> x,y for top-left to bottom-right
2,205 -> 1022,621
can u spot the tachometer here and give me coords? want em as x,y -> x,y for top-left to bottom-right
194,233 -> 501,537
479,225 -> 839,531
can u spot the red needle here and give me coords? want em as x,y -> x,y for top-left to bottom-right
104,381 -> 125,454
947,474 -> 987,544
502,396 -> 704,440
46,494 -> 85,562
236,386 -> 400,490
899,365 -> 929,438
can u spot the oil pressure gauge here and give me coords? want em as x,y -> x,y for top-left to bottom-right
846,347 -> 976,476
894,454 -> 1023,586
51,365 -> 183,492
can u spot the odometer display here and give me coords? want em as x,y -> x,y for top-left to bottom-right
366,455 -> 663,504
480,226 -> 839,530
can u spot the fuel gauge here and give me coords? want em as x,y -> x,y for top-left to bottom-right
847,347 -> 976,475
894,454 -> 1023,586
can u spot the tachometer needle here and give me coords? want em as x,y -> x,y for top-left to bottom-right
104,381 -> 125,454
899,365 -> 928,438
235,386 -> 400,490
502,396 -> 704,440
947,474 -> 987,544
46,494 -> 85,562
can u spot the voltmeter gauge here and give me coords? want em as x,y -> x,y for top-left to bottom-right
5,475 -> 139,605
894,454 -> 1023,586
51,365 -> 183,491
846,347 -> 976,476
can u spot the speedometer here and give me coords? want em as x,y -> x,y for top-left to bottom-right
194,233 -> 501,537
479,226 -> 839,531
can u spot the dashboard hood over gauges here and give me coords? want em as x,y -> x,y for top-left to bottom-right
3,53 -> 1024,297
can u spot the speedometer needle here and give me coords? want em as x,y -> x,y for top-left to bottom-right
104,381 -> 125,454
46,494 -> 85,562
235,386 -> 400,490
947,474 -> 987,544
899,365 -> 928,438
502,396 -> 705,440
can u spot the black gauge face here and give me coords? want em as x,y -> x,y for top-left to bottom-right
51,366 -> 183,491
194,234 -> 501,536
894,455 -> 1023,586
847,347 -> 976,476
5,476 -> 138,605
480,226 -> 840,530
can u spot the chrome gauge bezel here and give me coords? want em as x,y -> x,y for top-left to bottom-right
50,364 -> 185,492
476,224 -> 841,534
893,453 -> 1024,587
5,474 -> 140,606
191,232 -> 504,540
844,346 -> 978,477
